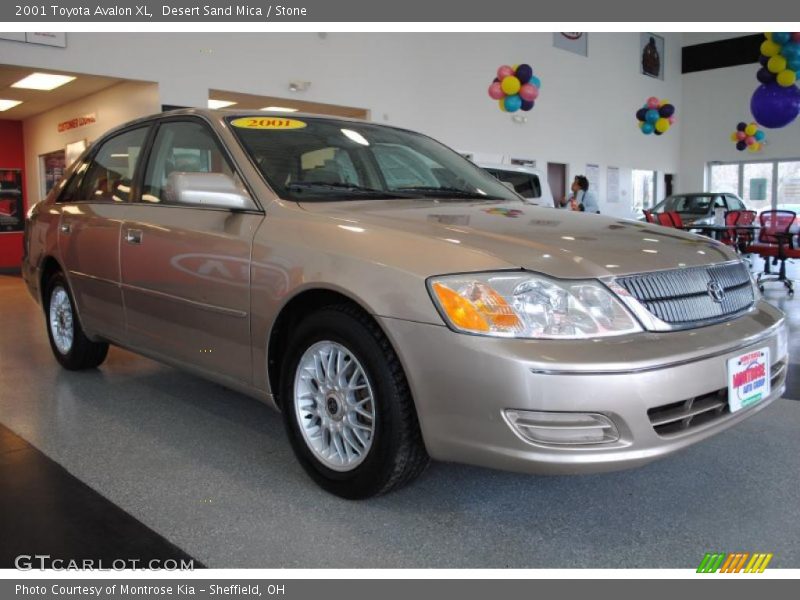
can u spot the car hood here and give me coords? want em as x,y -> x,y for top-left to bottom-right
299,199 -> 738,279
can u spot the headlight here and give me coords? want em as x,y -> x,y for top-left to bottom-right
428,272 -> 642,339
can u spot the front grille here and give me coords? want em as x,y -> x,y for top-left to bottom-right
615,262 -> 754,327
648,359 -> 785,437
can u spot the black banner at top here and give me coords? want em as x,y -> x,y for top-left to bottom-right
2,0 -> 799,22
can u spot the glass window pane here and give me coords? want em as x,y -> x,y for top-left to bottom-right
79,127 -> 148,203
632,169 -> 654,211
742,162 -> 773,212
777,161 -> 800,211
709,164 -> 739,195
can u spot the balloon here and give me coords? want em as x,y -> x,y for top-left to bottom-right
794,32 -> 800,42
745,135 -> 756,145
755,129 -> 766,141
636,108 -> 648,121
736,140 -> 747,151
515,64 -> 533,84
654,129 -> 663,136
761,39 -> 781,57
781,42 -> 800,60
529,75 -> 541,88
659,98 -> 670,107
645,109 -> 659,124
668,115 -> 676,124
730,132 -> 739,142
777,69 -> 797,87
646,96 -> 659,109
497,65 -> 514,80
751,82 -> 800,128
789,57 -> 800,71
757,67 -> 776,84
518,83 -> 538,101
501,76 -> 521,95
736,131 -> 747,140
641,122 -> 654,134
745,123 -> 758,136
772,32 -> 791,45
503,94 -> 522,112
658,103 -> 675,118
759,54 -> 770,67
520,99 -> 535,111
736,121 -> 747,131
768,54 -> 787,74
488,82 -> 504,100
498,98 -> 507,112
748,142 -> 761,152
655,118 -> 670,133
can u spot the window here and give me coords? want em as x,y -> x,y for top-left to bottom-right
300,147 -> 360,185
485,169 -> 542,199
142,121 -> 234,205
742,162 -> 773,212
777,161 -> 800,208
75,127 -> 148,203
632,169 -> 655,212
709,164 -> 739,195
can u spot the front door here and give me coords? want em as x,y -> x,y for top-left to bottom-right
120,119 -> 262,384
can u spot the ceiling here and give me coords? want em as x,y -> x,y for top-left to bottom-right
0,64 -> 124,120
209,89 -> 369,119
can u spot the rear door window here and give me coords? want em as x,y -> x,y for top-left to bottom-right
75,127 -> 149,203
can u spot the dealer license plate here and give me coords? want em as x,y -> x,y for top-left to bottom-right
727,347 -> 770,413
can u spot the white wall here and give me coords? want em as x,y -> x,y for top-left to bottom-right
21,81 -> 160,204
1,32 -> 684,215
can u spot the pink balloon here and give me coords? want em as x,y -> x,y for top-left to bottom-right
647,96 -> 660,109
518,83 -> 539,102
793,32 -> 800,42
736,131 -> 746,140
497,65 -> 514,80
668,115 -> 676,124
746,136 -> 756,145
488,81 -> 504,100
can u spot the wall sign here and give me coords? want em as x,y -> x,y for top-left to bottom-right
58,113 -> 96,133
0,169 -> 24,233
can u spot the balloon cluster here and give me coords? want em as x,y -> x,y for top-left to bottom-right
730,121 -> 766,152
488,64 -> 541,113
752,33 -> 800,129
758,32 -> 800,87
635,96 -> 676,135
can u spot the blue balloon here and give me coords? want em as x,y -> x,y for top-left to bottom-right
645,109 -> 659,124
641,122 -> 654,135
755,129 -> 766,141
772,32 -> 791,45
751,82 -> 800,128
515,64 -> 533,84
781,41 -> 800,60
504,94 -> 522,112
789,57 -> 800,72
520,98 -> 535,111
529,75 -> 541,88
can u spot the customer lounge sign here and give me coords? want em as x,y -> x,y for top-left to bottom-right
58,113 -> 96,133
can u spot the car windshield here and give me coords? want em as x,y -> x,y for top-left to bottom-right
227,116 -> 519,202
656,194 -> 718,215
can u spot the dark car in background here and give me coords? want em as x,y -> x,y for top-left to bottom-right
650,192 -> 747,226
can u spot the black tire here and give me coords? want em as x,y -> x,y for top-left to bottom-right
44,271 -> 109,370
280,304 -> 429,499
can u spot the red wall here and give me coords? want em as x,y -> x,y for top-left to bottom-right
0,119 -> 25,270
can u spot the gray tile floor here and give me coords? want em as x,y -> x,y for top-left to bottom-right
1,266 -> 799,568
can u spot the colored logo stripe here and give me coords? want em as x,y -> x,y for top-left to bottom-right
697,552 -> 773,573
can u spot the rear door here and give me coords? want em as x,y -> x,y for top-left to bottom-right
57,126 -> 150,342
120,118 -> 263,383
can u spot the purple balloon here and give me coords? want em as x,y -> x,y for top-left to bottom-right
515,64 -> 533,84
521,98 -> 535,111
751,82 -> 800,128
736,121 -> 747,131
635,108 -> 648,121
736,140 -> 747,151
759,54 -> 770,66
757,67 -> 776,84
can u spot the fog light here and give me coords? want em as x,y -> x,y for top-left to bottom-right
504,410 -> 619,446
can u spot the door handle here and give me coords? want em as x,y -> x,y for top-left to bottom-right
60,223 -> 71,234
125,229 -> 143,244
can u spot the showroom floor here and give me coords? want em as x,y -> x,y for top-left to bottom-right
0,263 -> 799,569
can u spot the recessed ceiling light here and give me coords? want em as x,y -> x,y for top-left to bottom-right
12,73 -> 76,91
0,99 -> 22,111
208,99 -> 237,109
260,106 -> 298,112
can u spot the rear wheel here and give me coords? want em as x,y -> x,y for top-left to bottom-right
45,271 -> 109,370
280,305 -> 429,498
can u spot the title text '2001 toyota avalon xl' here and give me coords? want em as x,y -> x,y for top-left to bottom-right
23,110 -> 787,498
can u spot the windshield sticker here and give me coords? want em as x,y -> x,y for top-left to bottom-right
230,117 -> 307,130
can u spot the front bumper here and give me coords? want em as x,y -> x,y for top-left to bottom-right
379,299 -> 787,474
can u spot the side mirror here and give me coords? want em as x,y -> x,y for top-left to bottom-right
167,172 -> 254,211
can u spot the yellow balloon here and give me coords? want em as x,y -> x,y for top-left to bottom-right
730,132 -> 739,142
761,39 -> 781,57
745,123 -> 758,136
659,98 -> 670,107
498,98 -> 507,112
512,64 -> 519,70
655,118 -> 670,133
501,76 -> 521,95
748,142 -> 761,152
777,69 -> 797,87
768,54 -> 787,74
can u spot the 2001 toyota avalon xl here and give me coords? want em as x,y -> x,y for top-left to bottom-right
23,110 -> 788,498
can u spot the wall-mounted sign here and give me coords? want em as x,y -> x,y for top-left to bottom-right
58,113 -> 96,133
554,32 -> 588,57
0,169 -> 24,233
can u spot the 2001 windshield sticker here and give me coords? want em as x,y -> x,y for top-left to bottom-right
230,117 -> 307,130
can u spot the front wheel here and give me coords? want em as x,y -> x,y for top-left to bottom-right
280,305 -> 429,499
45,271 -> 109,370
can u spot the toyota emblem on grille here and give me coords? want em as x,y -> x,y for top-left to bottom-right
707,280 -> 726,303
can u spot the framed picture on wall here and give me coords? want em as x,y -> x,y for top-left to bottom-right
0,169 -> 24,233
40,150 -> 66,199
640,33 -> 664,80
65,139 -> 87,168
